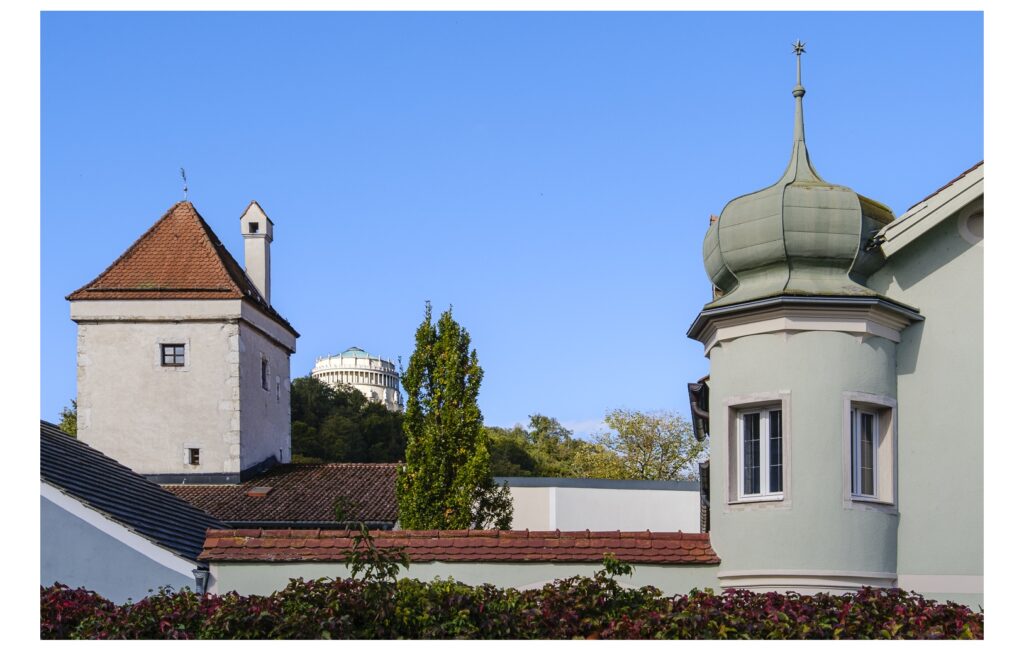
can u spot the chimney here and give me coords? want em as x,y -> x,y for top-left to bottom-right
240,201 -> 273,303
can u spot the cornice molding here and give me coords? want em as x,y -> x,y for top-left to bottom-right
687,296 -> 922,356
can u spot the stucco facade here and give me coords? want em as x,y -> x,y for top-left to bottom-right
208,560 -> 719,598
868,180 -> 983,605
41,490 -> 200,603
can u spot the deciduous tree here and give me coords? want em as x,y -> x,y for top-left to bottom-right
597,409 -> 707,481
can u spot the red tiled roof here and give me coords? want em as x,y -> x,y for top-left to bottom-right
66,201 -> 297,336
908,160 -> 984,210
164,463 -> 398,526
199,528 -> 720,565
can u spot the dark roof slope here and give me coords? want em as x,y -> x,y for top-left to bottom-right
66,201 -> 297,337
40,421 -> 223,562
164,463 -> 399,526
908,160 -> 984,211
200,529 -> 720,565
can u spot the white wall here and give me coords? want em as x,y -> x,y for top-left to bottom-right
238,317 -> 293,468
505,482 -> 701,532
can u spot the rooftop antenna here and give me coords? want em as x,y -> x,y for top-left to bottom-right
180,167 -> 189,201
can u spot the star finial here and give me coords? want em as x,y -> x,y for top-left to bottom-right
792,40 -> 806,56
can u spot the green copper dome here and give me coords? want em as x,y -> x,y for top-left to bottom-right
702,45 -> 894,308
340,346 -> 371,358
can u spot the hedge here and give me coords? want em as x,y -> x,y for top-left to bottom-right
41,563 -> 981,639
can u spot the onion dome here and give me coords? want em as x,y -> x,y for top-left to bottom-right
702,42 -> 894,307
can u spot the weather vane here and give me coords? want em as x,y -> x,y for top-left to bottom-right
791,40 -> 806,95
180,167 -> 188,201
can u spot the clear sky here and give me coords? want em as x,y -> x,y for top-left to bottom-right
40,11 -> 983,437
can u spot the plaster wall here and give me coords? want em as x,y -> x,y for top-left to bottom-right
41,496 -> 195,603
868,207 -> 983,588
208,561 -> 719,597
238,320 -> 292,467
707,329 -> 898,582
75,317 -> 241,475
508,486 -> 700,532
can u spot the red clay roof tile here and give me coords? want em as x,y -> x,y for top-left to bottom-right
199,529 -> 719,565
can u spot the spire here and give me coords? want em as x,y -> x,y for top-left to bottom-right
780,40 -> 821,184
792,40 -> 806,143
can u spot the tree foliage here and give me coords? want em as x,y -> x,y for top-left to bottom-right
290,376 -> 404,463
598,409 -> 707,481
58,400 -> 77,437
397,303 -> 512,530
486,410 -> 707,481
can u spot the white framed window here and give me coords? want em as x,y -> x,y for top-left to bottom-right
851,407 -> 879,498
724,391 -> 791,508
842,392 -> 897,513
737,407 -> 784,500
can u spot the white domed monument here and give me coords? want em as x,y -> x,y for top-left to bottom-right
312,347 -> 404,412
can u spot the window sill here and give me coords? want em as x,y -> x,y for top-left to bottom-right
845,495 -> 898,514
727,495 -> 789,511
735,493 -> 784,503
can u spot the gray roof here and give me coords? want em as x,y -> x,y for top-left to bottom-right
40,421 -> 223,562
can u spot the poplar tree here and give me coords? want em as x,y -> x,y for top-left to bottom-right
397,302 -> 512,529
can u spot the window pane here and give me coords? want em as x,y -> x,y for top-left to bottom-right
769,410 -> 782,493
743,413 -> 760,495
162,344 -> 185,366
860,412 -> 875,496
851,410 -> 858,494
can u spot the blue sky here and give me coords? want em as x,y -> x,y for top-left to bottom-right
40,11 -> 983,436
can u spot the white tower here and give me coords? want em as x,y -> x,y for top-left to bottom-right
312,347 -> 404,412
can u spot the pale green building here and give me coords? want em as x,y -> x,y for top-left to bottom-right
686,45 -> 982,607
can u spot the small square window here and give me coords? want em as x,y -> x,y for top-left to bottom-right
249,221 -> 259,233
188,448 -> 200,465
161,344 -> 185,367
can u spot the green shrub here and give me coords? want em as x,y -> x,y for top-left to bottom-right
40,564 -> 982,640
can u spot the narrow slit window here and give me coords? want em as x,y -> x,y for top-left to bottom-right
261,357 -> 269,390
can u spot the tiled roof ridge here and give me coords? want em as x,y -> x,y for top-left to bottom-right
909,159 -> 984,210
